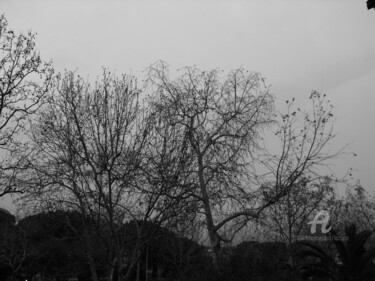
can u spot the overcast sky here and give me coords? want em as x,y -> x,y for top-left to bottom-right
1,0 -> 374,209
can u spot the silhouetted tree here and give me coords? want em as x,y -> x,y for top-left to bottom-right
146,62 -> 341,271
21,70 -> 187,281
146,61 -> 274,269
263,176 -> 335,269
334,182 -> 375,232
0,15 -> 53,198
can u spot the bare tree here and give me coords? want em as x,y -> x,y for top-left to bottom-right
146,61 -> 275,269
0,15 -> 53,197
330,182 -> 375,232
246,92 -> 343,273
20,70 -> 151,281
258,92 -> 342,201
268,178 -> 333,243
21,69 -> 197,281
139,93 -> 201,229
262,176 -> 335,268
147,63 -> 343,270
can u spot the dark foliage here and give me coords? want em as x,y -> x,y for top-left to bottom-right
297,224 -> 375,281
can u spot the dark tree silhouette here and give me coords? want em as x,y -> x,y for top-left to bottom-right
0,15 -> 53,198
146,62 -> 341,271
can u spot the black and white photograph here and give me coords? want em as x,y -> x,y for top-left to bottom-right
0,1 -> 374,281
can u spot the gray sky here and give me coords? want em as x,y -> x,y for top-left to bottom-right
1,0 -> 374,206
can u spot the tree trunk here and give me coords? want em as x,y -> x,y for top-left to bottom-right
109,265 -> 115,281
122,246 -> 141,281
87,253 -> 99,281
197,153 -> 222,271
85,232 -> 99,281
145,246 -> 149,281
136,254 -> 140,281
286,242 -> 301,281
208,229 -> 222,271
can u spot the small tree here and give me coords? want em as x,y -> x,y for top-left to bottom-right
0,15 -> 53,197
263,176 -> 335,269
258,92 -> 342,204
330,182 -> 375,232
